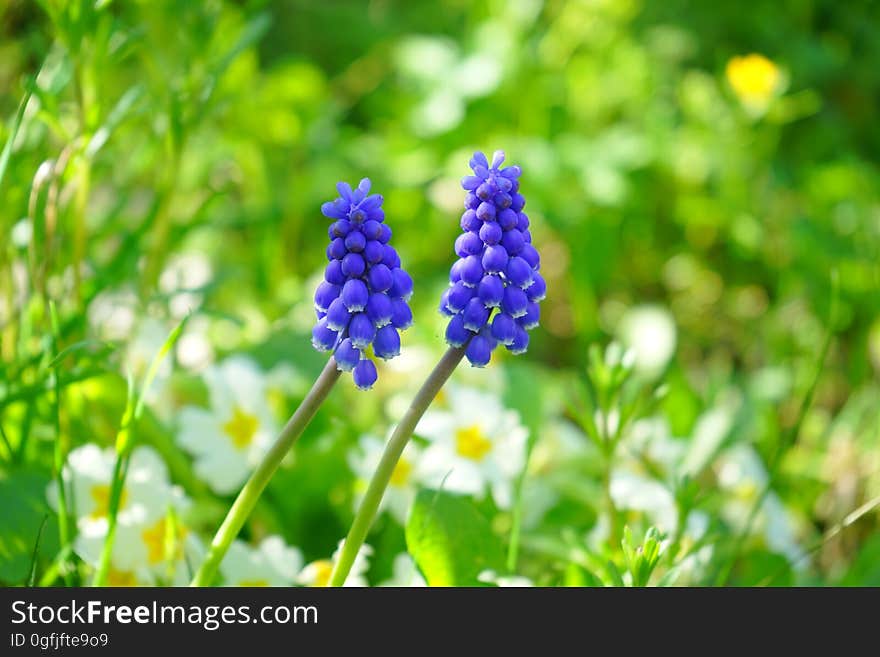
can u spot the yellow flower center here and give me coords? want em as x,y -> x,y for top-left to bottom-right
389,457 -> 412,487
142,516 -> 188,565
726,54 -> 780,105
89,485 -> 128,519
223,406 -> 260,449
311,560 -> 334,587
239,579 -> 270,587
107,568 -> 138,587
455,425 -> 492,461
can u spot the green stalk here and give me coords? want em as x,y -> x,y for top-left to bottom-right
329,346 -> 466,587
507,419 -> 540,571
506,492 -> 524,572
48,301 -> 73,585
191,358 -> 342,586
92,316 -> 188,586
601,448 -> 620,548
91,452 -> 129,586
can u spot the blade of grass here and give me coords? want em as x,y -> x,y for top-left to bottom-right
85,84 -> 144,158
0,88 -> 31,189
27,515 -> 50,587
48,338 -> 118,368
91,314 -> 188,586
760,494 -> 880,586
37,546 -> 74,587
48,300 -> 74,585
0,419 -> 13,462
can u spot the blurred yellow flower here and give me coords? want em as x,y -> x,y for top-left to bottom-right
726,53 -> 781,110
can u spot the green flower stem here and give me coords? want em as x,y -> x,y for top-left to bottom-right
92,315 -> 189,586
329,345 -> 466,587
91,453 -> 129,586
191,357 -> 342,587
48,301 -> 73,585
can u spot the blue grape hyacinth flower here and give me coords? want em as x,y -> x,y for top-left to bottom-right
441,151 -> 544,367
313,178 -> 413,389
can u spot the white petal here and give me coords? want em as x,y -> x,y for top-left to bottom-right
193,445 -> 250,495
490,479 -> 514,509
216,356 -> 267,410
414,410 -> 455,442
177,406 -> 222,456
260,536 -> 304,582
428,457 -> 485,498
415,442 -> 459,483
491,423 -> 529,477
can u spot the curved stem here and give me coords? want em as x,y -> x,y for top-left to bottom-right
191,358 -> 341,586
329,346 -> 466,587
92,453 -> 129,586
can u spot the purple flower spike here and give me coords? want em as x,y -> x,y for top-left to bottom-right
314,178 -> 413,387
439,151 -> 545,367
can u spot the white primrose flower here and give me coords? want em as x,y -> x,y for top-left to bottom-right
48,444 -> 195,585
220,536 -> 304,587
379,553 -> 427,587
297,540 -> 373,588
414,386 -> 528,509
49,444 -> 185,531
348,434 -> 422,523
75,515 -> 203,586
177,356 -> 278,494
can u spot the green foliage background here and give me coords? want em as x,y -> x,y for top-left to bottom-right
1,0 -> 878,586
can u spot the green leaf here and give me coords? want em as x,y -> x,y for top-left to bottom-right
0,468 -> 59,584
48,339 -> 118,368
0,88 -> 31,189
622,526 -> 664,586
85,85 -> 145,158
406,489 -> 505,586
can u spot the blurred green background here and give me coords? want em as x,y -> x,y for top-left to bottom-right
1,0 -> 878,586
